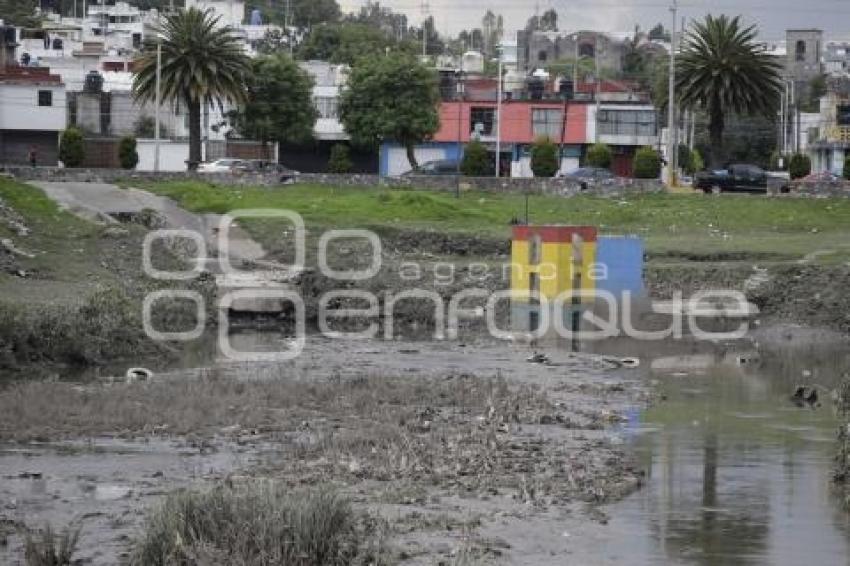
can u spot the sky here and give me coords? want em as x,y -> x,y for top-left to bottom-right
337,0 -> 850,42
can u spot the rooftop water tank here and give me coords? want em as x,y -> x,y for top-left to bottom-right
461,50 -> 484,74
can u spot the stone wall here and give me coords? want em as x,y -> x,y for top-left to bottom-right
2,166 -> 666,196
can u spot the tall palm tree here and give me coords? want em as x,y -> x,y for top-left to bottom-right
133,8 -> 250,170
676,15 -> 782,167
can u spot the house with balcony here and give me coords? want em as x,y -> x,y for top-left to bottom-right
0,26 -> 67,165
379,76 -> 659,177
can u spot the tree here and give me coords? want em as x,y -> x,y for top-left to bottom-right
540,9 -> 558,32
691,149 -> 705,173
844,155 -> 850,180
648,23 -> 670,42
231,54 -> 316,150
0,0 -> 40,27
676,15 -> 782,167
481,10 -> 503,57
530,137 -> 559,177
118,136 -> 139,169
298,23 -> 413,65
291,0 -> 341,28
132,8 -> 250,170
677,144 -> 693,174
461,140 -> 490,176
805,74 -> 827,112
59,128 -> 85,168
254,28 -> 289,54
328,144 -> 353,173
633,146 -> 661,178
339,52 -> 440,170
586,143 -> 613,169
788,153 -> 811,180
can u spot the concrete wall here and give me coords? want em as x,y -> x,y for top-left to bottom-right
4,165 -> 665,196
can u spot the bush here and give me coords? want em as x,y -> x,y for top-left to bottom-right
58,128 -> 85,168
632,146 -> 662,179
461,140 -> 490,176
586,143 -> 612,169
677,144 -> 693,174
691,149 -> 705,173
328,143 -> 353,174
843,155 -> 850,180
530,137 -> 559,177
789,153 -> 812,180
134,116 -> 155,138
118,136 -> 139,170
131,484 -> 382,566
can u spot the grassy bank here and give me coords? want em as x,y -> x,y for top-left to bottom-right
138,180 -> 850,264
0,179 -> 212,371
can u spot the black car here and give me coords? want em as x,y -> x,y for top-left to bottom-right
694,164 -> 789,193
403,159 -> 461,176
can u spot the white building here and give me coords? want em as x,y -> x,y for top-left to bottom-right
0,60 -> 67,165
299,60 -> 348,141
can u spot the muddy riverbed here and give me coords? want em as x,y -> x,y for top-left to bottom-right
2,327 -> 850,564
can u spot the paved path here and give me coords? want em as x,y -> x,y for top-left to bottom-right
32,181 -> 265,266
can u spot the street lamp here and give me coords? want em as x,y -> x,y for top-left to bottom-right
454,69 -> 464,198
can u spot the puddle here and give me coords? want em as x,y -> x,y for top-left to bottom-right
567,338 -> 850,565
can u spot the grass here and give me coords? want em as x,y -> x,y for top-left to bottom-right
22,523 -> 81,566
137,181 -> 850,263
131,484 -> 384,566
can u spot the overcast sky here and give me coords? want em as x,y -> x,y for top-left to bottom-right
338,0 -> 850,42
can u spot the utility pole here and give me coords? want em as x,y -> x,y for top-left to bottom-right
495,45 -> 503,177
154,38 -> 161,172
594,35 -> 600,142
666,0 -> 677,186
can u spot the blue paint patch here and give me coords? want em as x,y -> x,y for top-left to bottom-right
594,236 -> 645,298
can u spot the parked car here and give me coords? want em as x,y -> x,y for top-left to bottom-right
403,159 -> 461,176
693,164 -> 790,193
233,159 -> 300,183
197,158 -> 245,174
559,167 -> 616,181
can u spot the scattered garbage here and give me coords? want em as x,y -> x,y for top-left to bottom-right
526,352 -> 550,364
125,367 -> 154,382
791,385 -> 820,407
602,356 -> 640,369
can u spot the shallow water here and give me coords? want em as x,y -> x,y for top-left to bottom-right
571,335 -> 850,565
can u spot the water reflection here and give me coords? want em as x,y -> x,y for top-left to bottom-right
597,340 -> 850,566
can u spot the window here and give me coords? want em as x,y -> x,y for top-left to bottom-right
470,107 -> 495,136
796,40 -> 806,62
597,109 -> 657,137
38,90 -> 52,107
314,96 -> 338,119
537,50 -> 548,62
529,234 -> 542,265
578,43 -> 595,58
532,108 -> 563,139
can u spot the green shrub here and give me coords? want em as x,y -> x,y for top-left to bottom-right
58,128 -> 85,168
586,143 -> 612,169
530,137 -> 559,178
118,135 -> 139,170
632,146 -> 662,179
843,155 -> 850,180
691,149 -> 705,173
677,144 -> 693,174
131,484 -> 382,566
789,153 -> 812,180
328,143 -> 353,174
461,140 -> 490,176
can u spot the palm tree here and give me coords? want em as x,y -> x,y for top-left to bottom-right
133,8 -> 250,170
676,15 -> 782,167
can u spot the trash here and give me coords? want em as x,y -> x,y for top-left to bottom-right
125,367 -> 154,382
526,352 -> 550,364
603,356 -> 640,369
791,385 -> 820,407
